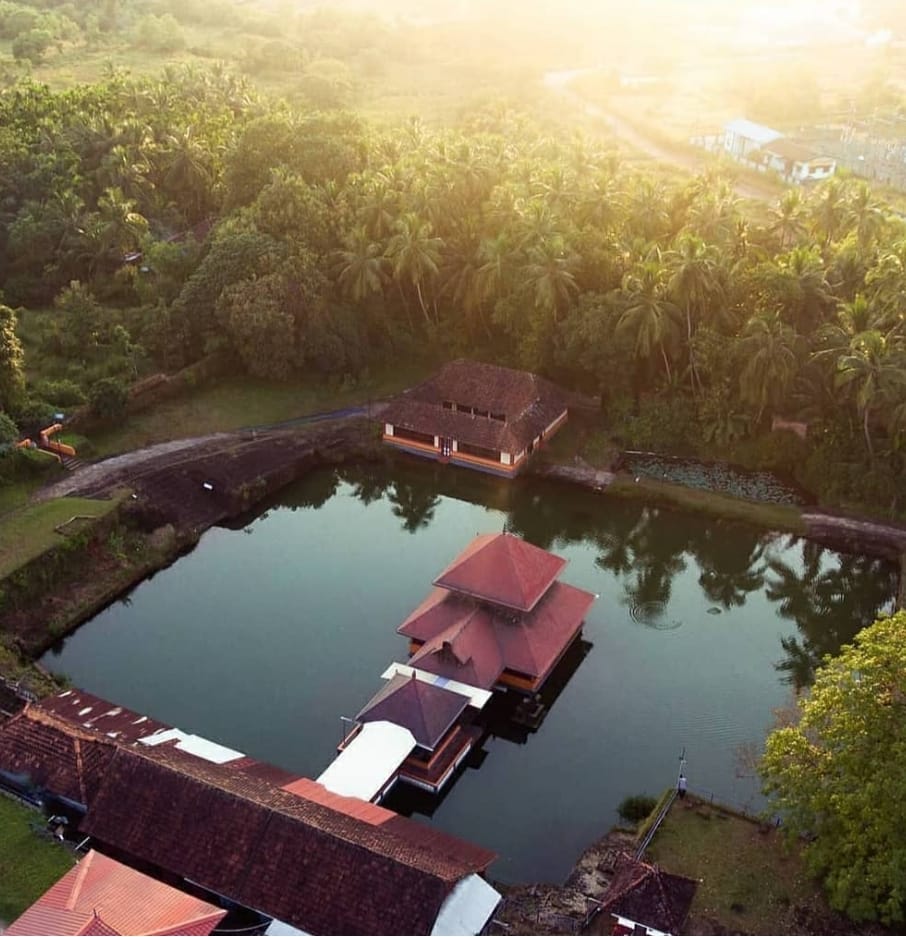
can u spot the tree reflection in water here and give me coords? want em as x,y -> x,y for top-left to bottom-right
337,460 -> 896,686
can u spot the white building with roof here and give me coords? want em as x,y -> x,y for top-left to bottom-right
723,118 -> 783,159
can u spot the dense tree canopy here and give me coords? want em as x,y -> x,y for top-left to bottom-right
3,53 -> 906,512
762,612 -> 906,923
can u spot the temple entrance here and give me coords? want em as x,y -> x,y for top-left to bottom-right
441,437 -> 453,458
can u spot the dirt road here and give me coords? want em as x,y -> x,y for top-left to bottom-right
543,68 -> 779,202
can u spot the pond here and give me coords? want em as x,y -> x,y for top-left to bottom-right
619,451 -> 811,505
41,459 -> 896,884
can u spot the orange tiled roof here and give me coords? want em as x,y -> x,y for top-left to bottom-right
5,849 -> 226,936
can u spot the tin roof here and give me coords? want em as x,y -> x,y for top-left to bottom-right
600,853 -> 697,935
356,673 -> 470,750
723,118 -> 783,145
433,533 -> 567,612
5,849 -> 226,936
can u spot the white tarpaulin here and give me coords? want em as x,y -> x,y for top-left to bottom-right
431,874 -> 502,936
317,721 -> 416,802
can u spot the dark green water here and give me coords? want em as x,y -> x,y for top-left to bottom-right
41,460 -> 896,883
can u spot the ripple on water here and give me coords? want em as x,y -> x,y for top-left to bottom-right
628,600 -> 683,630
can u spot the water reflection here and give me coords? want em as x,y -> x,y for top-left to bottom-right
340,460 -> 896,689
40,457 -> 898,883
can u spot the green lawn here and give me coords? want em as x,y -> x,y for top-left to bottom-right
0,796 -> 75,926
89,362 -> 434,457
646,797 -> 849,935
0,494 -> 125,581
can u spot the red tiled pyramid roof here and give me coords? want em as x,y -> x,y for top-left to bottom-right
401,582 -> 594,685
433,533 -> 566,612
356,673 -> 469,750
408,601 -> 506,689
600,853 -> 697,935
5,849 -> 226,936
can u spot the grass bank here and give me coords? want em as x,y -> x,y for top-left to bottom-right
89,362 -> 433,458
0,795 -> 75,926
607,474 -> 807,534
646,796 -> 855,935
0,493 -> 128,581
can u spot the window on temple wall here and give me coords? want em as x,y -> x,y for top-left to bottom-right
442,401 -> 454,410
393,426 -> 436,447
491,412 -> 506,422
458,441 -> 501,462
473,409 -> 489,419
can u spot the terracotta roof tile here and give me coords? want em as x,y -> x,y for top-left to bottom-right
600,853 -> 697,935
433,533 -> 567,612
356,673 -> 469,749
80,747 -> 495,935
5,849 -> 226,936
400,574 -> 595,686
0,708 -> 115,806
382,359 -> 568,454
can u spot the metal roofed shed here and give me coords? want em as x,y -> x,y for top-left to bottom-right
431,873 -> 502,936
316,720 -> 416,802
723,117 -> 782,145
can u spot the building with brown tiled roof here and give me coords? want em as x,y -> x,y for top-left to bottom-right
338,673 -> 482,796
5,849 -> 227,936
399,533 -> 596,694
381,359 -> 570,476
599,853 -> 697,936
0,690 -> 501,936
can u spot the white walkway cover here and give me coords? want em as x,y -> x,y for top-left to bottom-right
381,662 -> 492,709
317,720 -> 416,802
431,874 -> 502,936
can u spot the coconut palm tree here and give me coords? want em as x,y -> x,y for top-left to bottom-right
835,329 -> 906,460
386,213 -> 443,325
332,226 -> 387,303
617,260 -> 680,381
737,312 -> 800,423
768,189 -> 807,250
667,234 -> 724,393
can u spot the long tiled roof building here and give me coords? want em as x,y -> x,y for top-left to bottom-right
0,690 -> 499,936
381,359 -> 570,476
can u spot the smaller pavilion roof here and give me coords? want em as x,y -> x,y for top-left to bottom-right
5,849 -> 226,936
433,533 -> 566,612
357,673 -> 470,750
599,853 -> 697,936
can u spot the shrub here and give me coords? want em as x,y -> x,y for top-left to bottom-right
618,793 -> 658,825
89,377 -> 128,422
33,378 -> 86,408
13,396 -> 55,430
